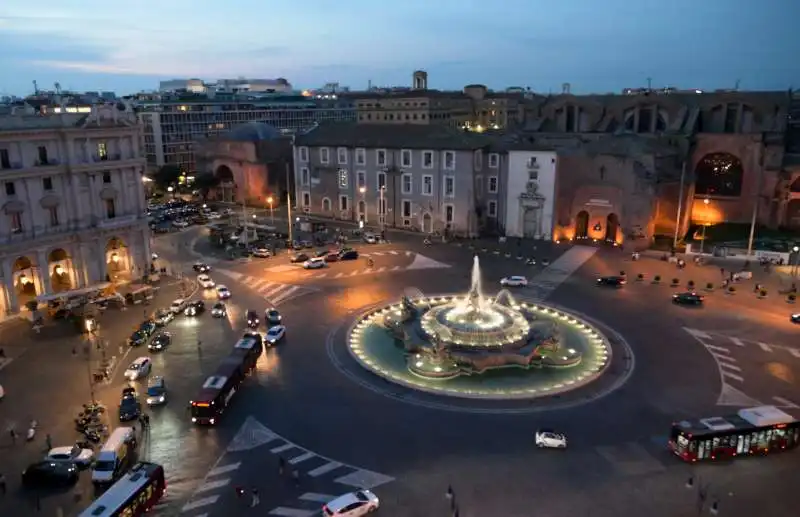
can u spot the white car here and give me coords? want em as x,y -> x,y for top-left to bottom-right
207,212 -> 222,219
265,325 -> 286,345
252,248 -> 272,258
534,429 -> 568,449
303,257 -> 327,270
363,233 -> 377,244
124,357 -> 152,381
198,274 -> 215,289
169,298 -> 186,313
216,285 -> 232,299
323,490 -> 380,517
172,219 -> 189,228
151,252 -> 159,261
46,445 -> 94,467
500,276 -> 529,287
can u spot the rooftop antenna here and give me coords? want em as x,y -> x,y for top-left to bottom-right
647,77 -> 652,91
734,79 -> 740,91
54,82 -> 62,95
562,83 -> 571,94
33,80 -> 39,95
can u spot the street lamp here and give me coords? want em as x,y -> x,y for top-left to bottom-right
267,196 -> 274,225
84,317 -> 98,405
379,185 -> 386,234
792,245 -> 800,276
358,187 -> 366,224
700,197 -> 710,255
167,186 -> 174,199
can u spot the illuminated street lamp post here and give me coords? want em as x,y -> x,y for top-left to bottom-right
792,245 -> 800,277
358,186 -> 366,226
379,185 -> 386,234
167,186 -> 174,199
700,197 -> 710,255
85,318 -> 98,405
267,196 -> 274,225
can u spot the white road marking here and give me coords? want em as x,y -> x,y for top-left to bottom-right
391,266 -> 401,271
787,348 -> 800,359
757,342 -> 773,352
722,371 -> 744,382
389,250 -> 398,255
181,496 -> 219,512
706,344 -> 730,353
270,443 -> 296,454
262,285 -> 286,298
349,271 -> 359,276
684,328 -> 712,340
720,362 -> 742,372
773,396 -> 800,408
713,353 -> 736,363
729,337 -> 746,347
316,273 -> 327,278
335,273 -> 344,278
207,463 -> 241,477
376,267 -> 387,272
195,478 -> 230,493
299,492 -> 337,503
288,451 -> 316,465
405,251 -> 412,256
272,286 -> 301,306
335,469 -> 395,489
268,508 -> 316,517
251,279 -> 268,291
308,461 -> 343,477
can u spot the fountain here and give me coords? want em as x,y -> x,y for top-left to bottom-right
347,255 -> 613,399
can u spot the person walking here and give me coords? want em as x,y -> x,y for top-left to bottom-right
0,472 -> 7,496
250,488 -> 260,507
9,428 -> 17,445
278,456 -> 286,475
292,469 -> 300,487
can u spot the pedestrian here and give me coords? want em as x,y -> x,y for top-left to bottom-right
0,348 -> 5,359
45,433 -> 52,450
278,456 -> 286,475
144,414 -> 150,428
250,488 -> 260,507
0,472 -> 7,495
9,428 -> 16,444
292,469 -> 300,487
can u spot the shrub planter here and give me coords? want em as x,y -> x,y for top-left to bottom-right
637,273 -> 645,282
705,282 -> 714,291
652,275 -> 661,285
788,294 -> 797,304
727,286 -> 736,295
671,278 -> 680,287
758,289 -> 768,299
687,281 -> 695,290
504,253 -> 511,258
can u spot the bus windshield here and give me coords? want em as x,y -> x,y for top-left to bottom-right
94,460 -> 115,471
191,402 -> 216,418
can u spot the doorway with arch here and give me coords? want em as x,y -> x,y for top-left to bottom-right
47,248 -> 74,292
574,211 -> 589,239
604,213 -> 620,243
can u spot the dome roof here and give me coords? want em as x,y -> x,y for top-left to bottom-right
226,122 -> 282,142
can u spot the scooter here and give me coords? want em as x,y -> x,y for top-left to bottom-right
26,419 -> 38,441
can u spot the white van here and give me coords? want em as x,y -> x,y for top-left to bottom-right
91,427 -> 137,484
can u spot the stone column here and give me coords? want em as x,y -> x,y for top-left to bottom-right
67,244 -> 83,289
1,259 -> 19,314
36,249 -> 51,295
134,167 -> 147,214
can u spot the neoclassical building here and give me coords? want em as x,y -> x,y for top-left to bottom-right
0,105 -> 150,316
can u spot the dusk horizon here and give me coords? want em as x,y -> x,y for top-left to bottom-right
1,0 -> 798,97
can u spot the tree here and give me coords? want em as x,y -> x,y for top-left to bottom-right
152,165 -> 182,190
193,173 -> 221,199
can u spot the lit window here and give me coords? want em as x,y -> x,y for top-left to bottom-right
338,169 -> 349,188
488,176 -> 498,193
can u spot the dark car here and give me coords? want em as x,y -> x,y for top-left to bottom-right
315,249 -> 329,258
790,313 -> 799,324
290,253 -> 310,263
246,310 -> 260,328
184,300 -> 206,317
596,276 -> 626,287
22,461 -> 79,488
118,394 -> 141,422
127,330 -> 147,347
192,262 -> 212,273
325,253 -> 340,262
211,302 -> 227,318
148,332 -> 171,351
672,292 -> 704,306
138,320 -> 157,337
339,249 -> 359,260
266,309 -> 282,326
122,386 -> 137,398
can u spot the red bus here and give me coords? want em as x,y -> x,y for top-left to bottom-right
190,356 -> 246,425
78,462 -> 165,517
669,405 -> 800,462
231,332 -> 263,371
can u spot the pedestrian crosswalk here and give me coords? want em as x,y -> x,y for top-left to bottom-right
361,250 -> 413,257
215,269 -> 318,307
524,247 -> 598,300
178,417 -> 395,517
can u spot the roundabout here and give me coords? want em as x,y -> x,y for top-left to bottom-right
329,256 -> 635,412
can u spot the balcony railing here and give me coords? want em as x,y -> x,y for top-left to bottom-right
97,213 -> 141,229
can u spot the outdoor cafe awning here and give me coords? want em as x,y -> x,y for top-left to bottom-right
36,282 -> 112,303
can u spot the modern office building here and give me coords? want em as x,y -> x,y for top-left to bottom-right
0,105 -> 150,317
134,91 -> 356,174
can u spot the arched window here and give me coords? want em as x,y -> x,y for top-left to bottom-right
694,153 -> 744,197
322,197 -> 332,212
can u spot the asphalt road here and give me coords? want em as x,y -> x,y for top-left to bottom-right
10,225 -> 798,516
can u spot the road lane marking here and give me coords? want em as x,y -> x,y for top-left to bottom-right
757,342 -> 773,352
299,492 -> 336,503
288,451 -> 316,465
389,250 -> 398,255
181,496 -> 219,512
719,362 -> 742,372
262,285 -> 286,298
349,271 -> 359,276
272,286 -> 301,306
713,353 -> 736,363
706,345 -> 730,353
207,463 -> 241,477
405,251 -> 412,256
270,443 -> 296,454
196,478 -> 230,493
729,337 -> 746,347
268,508 -> 316,517
377,267 -> 387,272
335,469 -> 395,489
773,396 -> 800,408
308,461 -> 343,477
787,348 -> 800,359
683,328 -> 711,339
721,371 -> 744,382
391,266 -> 401,271
335,273 -> 344,278
316,273 -> 327,278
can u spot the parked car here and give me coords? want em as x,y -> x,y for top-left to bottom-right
22,461 -> 79,488
500,276 -> 528,287
534,429 -> 568,449
184,300 -> 205,317
45,445 -> 94,467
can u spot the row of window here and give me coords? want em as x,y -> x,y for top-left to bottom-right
4,172 -> 113,198
299,168 -> 458,197
6,199 -> 117,234
0,142 -> 116,170
298,193 -> 464,223
298,147 -> 495,170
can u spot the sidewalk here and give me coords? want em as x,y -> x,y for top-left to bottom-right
0,278 -> 186,517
